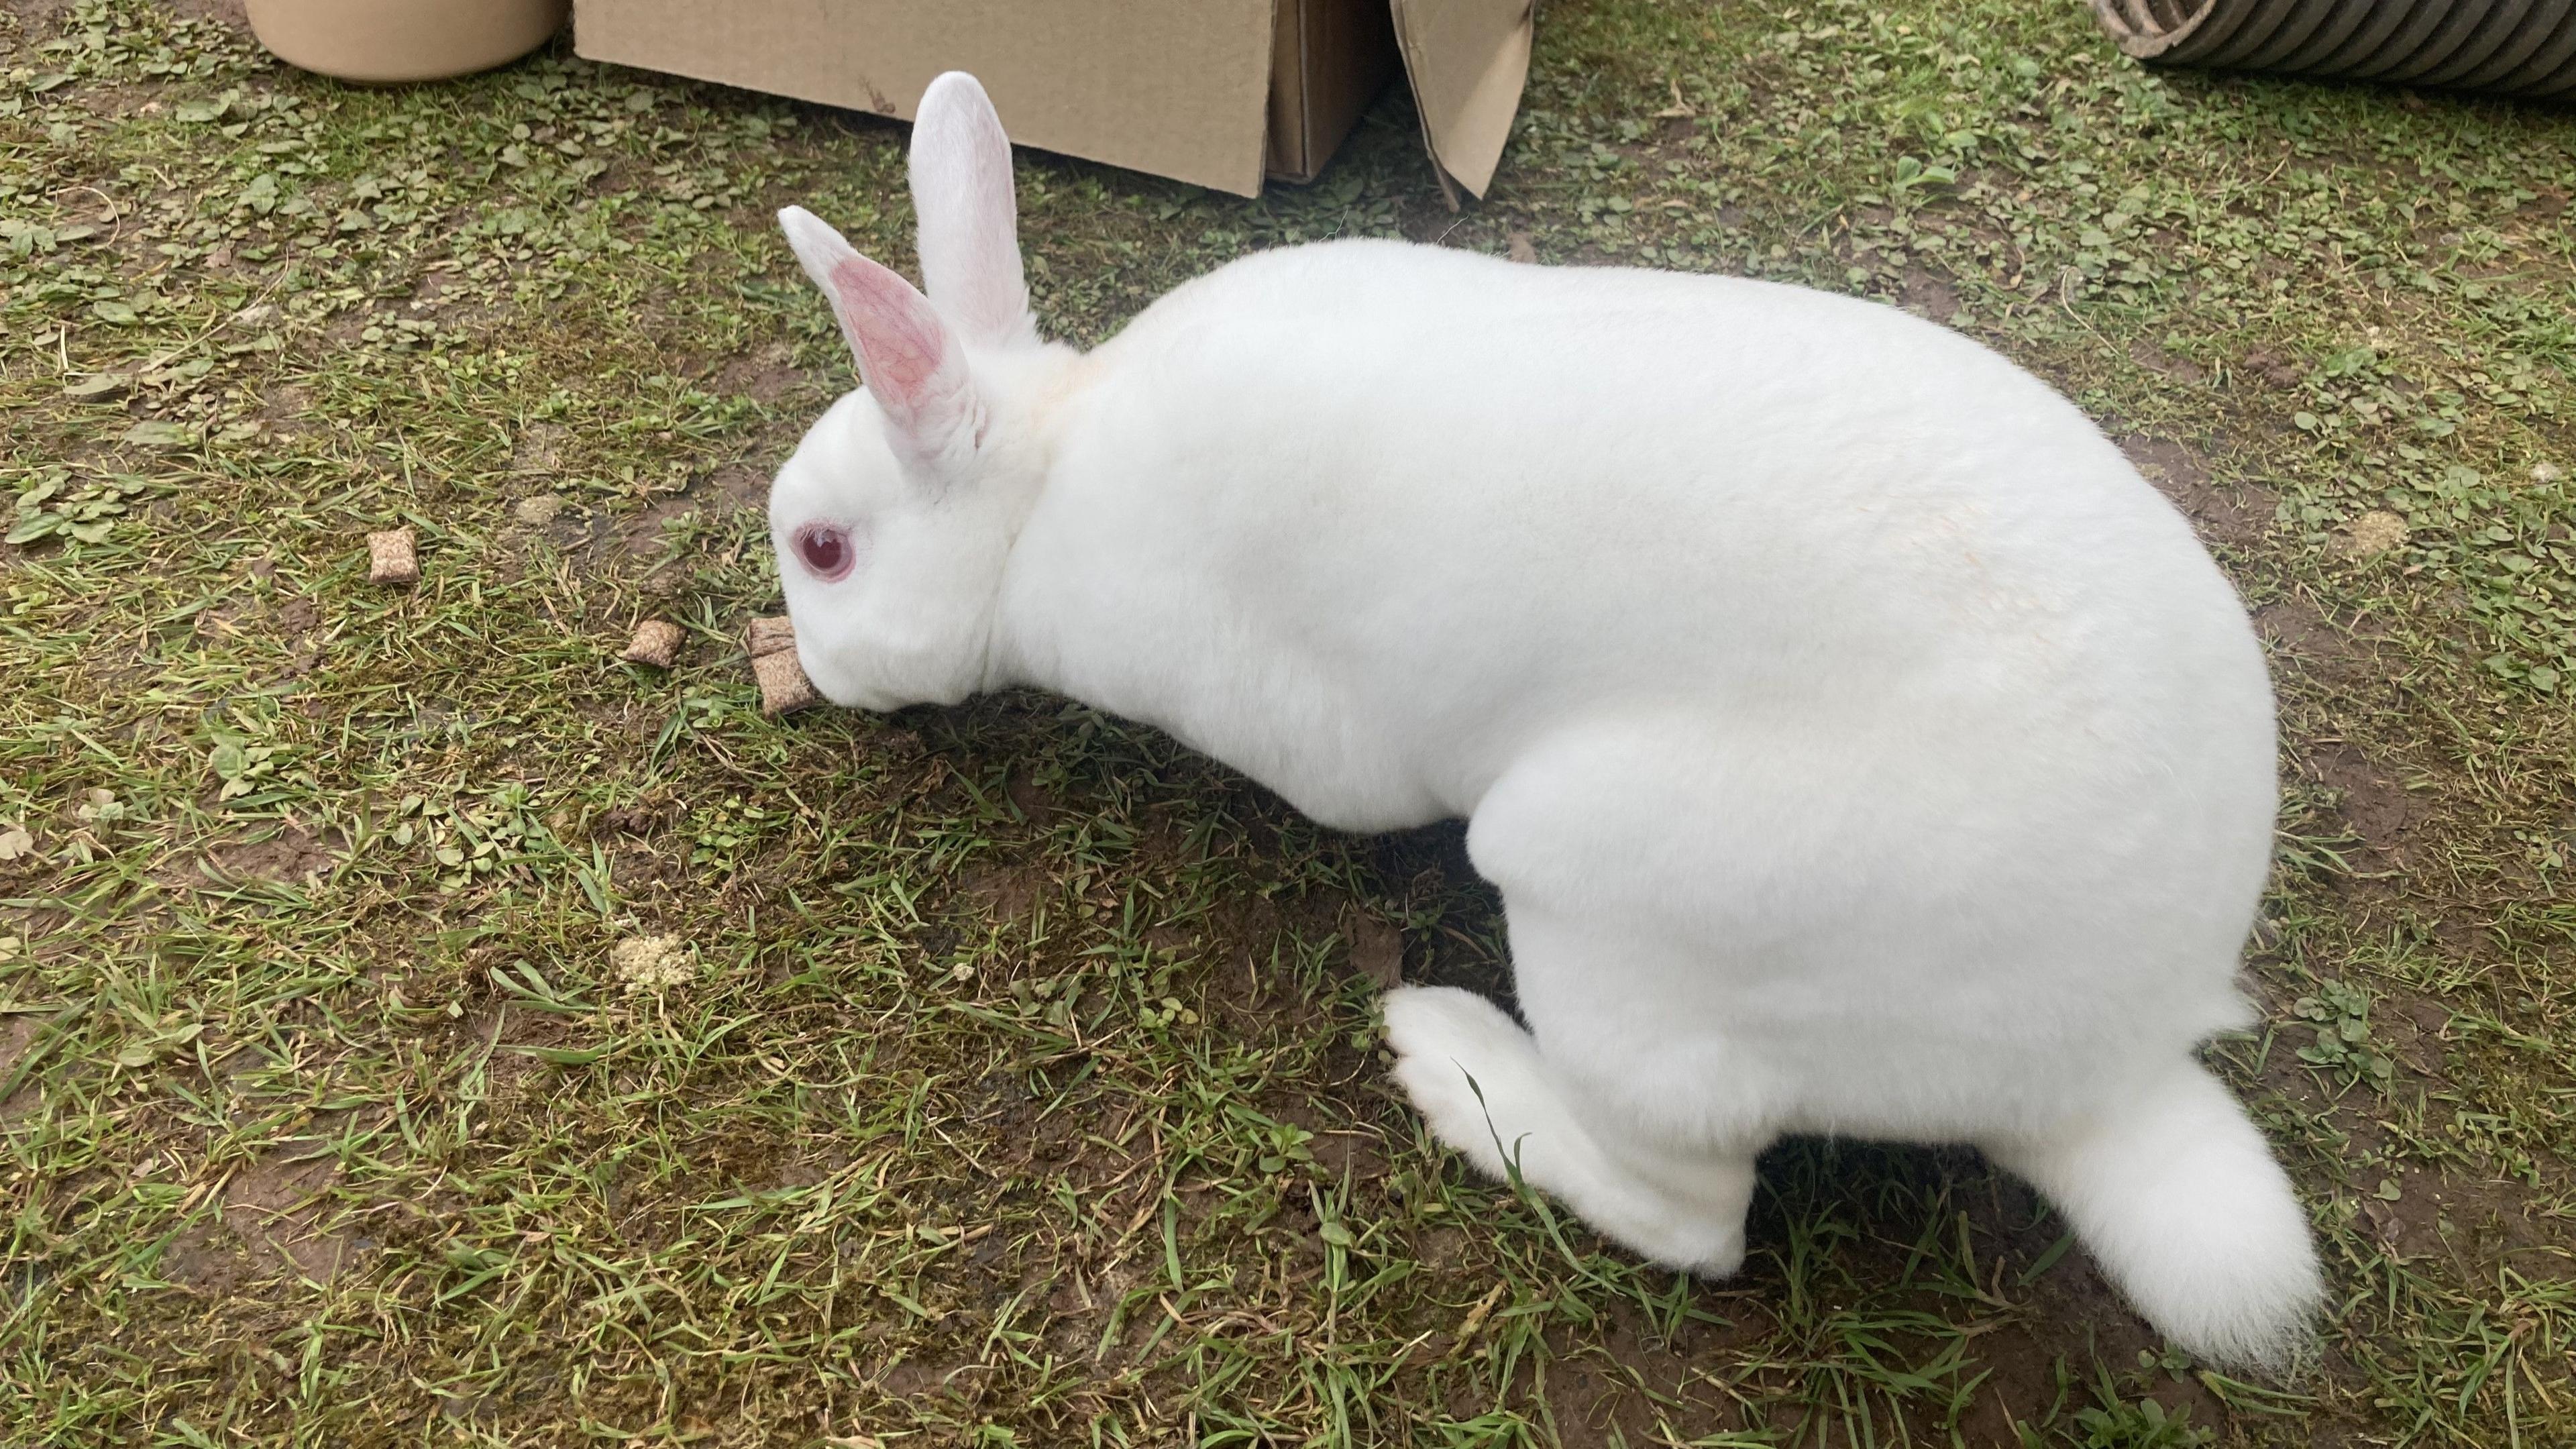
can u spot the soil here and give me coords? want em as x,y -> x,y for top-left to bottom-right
2310,743 -> 2432,869
1898,265 -> 1960,322
198,825 -> 338,885
162,1147 -> 369,1291
959,861 -> 1050,922
0,1013 -> 45,1116
2119,433 -> 2266,551
1342,912 -> 1405,991
713,342 -> 811,405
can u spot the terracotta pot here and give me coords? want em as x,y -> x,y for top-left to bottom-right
246,0 -> 568,84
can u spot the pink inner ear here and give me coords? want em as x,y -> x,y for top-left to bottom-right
830,256 -> 946,402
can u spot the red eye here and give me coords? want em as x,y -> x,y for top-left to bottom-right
794,523 -> 855,581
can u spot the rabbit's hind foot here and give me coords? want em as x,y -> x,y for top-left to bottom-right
1385,984 -> 1756,1275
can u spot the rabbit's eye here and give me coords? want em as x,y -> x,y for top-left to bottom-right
794,523 -> 856,582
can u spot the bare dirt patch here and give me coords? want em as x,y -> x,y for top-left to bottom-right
959,861 -> 1050,922
164,0 -> 248,25
706,464 -> 771,515
1003,766 -> 1055,824
2360,1166 -> 2564,1267
713,341 -> 810,404
1341,909 -> 1405,991
0,1012 -> 47,1116
0,0 -> 74,28
0,1013 -> 38,1078
2128,339 -> 2209,385
223,1150 -> 364,1281
2120,433 -> 2265,551
2310,743 -> 2432,868
197,826 -> 338,886
2255,596 -> 2360,680
2238,346 -> 2304,388
164,1148 -> 368,1290
1898,266 -> 1960,322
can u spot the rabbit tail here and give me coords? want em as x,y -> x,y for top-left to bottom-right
1990,1059 -> 2323,1372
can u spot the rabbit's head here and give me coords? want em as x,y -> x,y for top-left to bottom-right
769,72 -> 1065,711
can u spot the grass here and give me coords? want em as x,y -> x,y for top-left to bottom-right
1,0 -> 2571,1443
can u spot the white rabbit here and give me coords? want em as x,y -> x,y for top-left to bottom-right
768,72 -> 2322,1370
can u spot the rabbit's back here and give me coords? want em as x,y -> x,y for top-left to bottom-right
1018,238 -> 2267,831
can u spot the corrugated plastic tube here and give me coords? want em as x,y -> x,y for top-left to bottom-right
2091,0 -> 2576,97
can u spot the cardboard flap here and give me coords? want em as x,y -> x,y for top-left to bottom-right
1389,0 -> 1533,198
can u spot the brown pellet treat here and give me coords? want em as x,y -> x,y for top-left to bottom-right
367,527 -> 418,586
743,614 -> 798,659
752,648 -> 818,716
621,619 -> 682,667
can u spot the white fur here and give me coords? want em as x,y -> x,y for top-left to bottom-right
767,71 -> 2324,1370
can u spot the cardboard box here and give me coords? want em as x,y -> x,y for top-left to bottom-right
572,0 -> 1532,199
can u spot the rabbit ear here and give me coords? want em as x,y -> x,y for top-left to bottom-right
909,71 -> 1036,350
780,206 -> 983,467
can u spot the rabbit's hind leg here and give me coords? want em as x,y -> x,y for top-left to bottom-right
1385,984 -> 1757,1274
